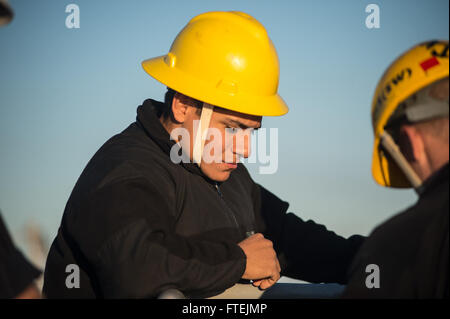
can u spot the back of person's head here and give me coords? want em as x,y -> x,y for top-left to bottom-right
387,77 -> 449,180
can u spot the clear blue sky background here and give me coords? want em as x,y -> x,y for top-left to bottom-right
0,0 -> 448,267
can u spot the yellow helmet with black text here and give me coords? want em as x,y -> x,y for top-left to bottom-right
371,40 -> 449,188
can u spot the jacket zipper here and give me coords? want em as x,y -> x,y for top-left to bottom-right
214,183 -> 240,229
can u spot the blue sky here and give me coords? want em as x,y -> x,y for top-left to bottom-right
0,0 -> 448,263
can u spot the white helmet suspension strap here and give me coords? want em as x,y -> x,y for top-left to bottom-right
380,131 -> 423,191
193,103 -> 214,166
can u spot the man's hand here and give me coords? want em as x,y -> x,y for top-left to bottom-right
238,233 -> 281,290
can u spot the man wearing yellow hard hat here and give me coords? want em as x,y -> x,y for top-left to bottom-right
343,40 -> 449,298
43,11 -> 364,298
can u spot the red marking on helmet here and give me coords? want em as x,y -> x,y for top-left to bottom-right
420,56 -> 440,71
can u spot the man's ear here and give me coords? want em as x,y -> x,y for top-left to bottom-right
398,125 -> 425,164
171,92 -> 190,124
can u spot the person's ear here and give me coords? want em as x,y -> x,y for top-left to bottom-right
171,92 -> 190,124
399,125 -> 425,164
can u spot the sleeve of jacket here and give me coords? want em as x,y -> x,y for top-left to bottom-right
0,215 -> 41,298
73,176 -> 246,299
251,183 -> 365,284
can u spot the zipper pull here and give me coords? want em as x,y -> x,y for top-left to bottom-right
215,183 -> 223,197
245,230 -> 255,238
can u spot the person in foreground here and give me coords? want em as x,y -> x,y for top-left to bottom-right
43,11 -> 364,298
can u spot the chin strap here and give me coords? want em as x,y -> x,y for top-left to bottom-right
192,103 -> 214,166
380,131 -> 423,192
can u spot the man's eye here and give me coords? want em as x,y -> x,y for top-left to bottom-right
227,127 -> 239,134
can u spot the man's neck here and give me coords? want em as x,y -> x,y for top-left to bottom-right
159,116 -> 178,141
423,144 -> 449,181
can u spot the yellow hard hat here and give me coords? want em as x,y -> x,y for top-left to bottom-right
371,40 -> 449,188
141,11 -> 288,117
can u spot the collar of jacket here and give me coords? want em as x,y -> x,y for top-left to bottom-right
135,98 -> 221,186
417,162 -> 449,197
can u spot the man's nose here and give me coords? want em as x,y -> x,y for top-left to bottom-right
234,133 -> 251,159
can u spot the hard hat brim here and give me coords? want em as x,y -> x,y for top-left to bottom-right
142,56 -> 289,117
371,135 -> 411,188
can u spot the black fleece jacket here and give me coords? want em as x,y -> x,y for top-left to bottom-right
0,214 -> 41,298
43,99 -> 364,298
343,164 -> 449,298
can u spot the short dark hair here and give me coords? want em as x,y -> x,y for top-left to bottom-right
162,87 -> 203,120
162,87 -> 177,119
